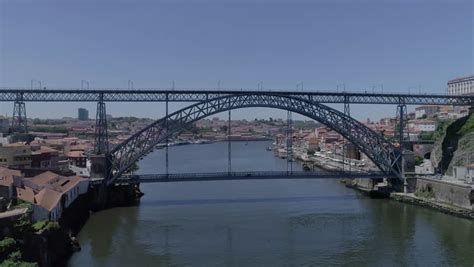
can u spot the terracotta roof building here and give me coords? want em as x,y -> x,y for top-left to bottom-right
21,171 -> 89,221
0,167 -> 23,202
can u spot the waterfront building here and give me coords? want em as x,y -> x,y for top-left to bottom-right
345,143 -> 361,160
20,171 -> 89,221
78,108 -> 89,121
30,146 -> 60,170
0,116 -> 10,132
34,188 -> 63,221
0,167 -> 23,206
447,75 -> 474,95
379,117 -> 397,127
0,143 -> 32,169
323,132 -> 341,143
67,151 -> 87,168
307,136 -> 320,151
408,120 -> 437,132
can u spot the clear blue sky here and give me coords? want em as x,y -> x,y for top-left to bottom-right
0,0 -> 473,121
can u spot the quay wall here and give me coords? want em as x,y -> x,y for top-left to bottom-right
410,177 -> 473,210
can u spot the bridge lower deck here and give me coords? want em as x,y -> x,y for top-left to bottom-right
91,170 -> 394,185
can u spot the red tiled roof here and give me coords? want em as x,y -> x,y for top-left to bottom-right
67,151 -> 85,158
35,188 -> 62,211
27,171 -> 60,186
0,167 -> 22,187
50,175 -> 83,194
17,187 -> 35,203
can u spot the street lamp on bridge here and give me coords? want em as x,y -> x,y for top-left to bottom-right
128,80 -> 134,90
336,83 -> 346,92
81,80 -> 90,90
296,82 -> 304,91
30,79 -> 42,90
372,84 -> 384,93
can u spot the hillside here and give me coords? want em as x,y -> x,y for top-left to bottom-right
430,113 -> 474,175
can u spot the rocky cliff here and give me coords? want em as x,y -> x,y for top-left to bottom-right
431,113 -> 474,175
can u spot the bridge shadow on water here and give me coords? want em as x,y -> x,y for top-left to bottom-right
140,195 -> 357,206
139,194 -> 360,207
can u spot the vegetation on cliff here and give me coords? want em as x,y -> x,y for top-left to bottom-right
0,217 -> 38,266
0,209 -> 71,266
456,113 -> 474,136
430,113 -> 474,175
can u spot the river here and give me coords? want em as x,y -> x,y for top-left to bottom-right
69,141 -> 474,266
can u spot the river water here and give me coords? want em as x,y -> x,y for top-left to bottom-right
69,141 -> 474,266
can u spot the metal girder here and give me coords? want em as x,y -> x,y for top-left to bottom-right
0,88 -> 472,105
94,94 -> 109,154
106,94 -> 403,185
11,93 -> 28,133
92,170 -> 389,185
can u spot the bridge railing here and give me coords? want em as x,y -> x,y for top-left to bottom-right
0,88 -> 472,105
89,170 -> 392,185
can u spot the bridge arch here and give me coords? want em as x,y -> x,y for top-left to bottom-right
106,94 -> 402,185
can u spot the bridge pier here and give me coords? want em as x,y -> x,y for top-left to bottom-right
286,110 -> 293,173
396,102 -> 409,149
11,93 -> 28,133
94,93 -> 109,154
343,97 -> 351,172
227,109 -> 231,174
89,154 -> 111,208
400,150 -> 415,193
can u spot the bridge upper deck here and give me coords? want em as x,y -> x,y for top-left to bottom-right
0,88 -> 472,105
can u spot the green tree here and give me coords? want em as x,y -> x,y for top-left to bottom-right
414,155 -> 424,166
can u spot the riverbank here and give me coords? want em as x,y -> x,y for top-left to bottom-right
276,144 -> 474,220
343,178 -> 474,220
391,193 -> 474,219
0,183 -> 144,266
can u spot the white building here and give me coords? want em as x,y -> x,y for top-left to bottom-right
408,120 -> 437,132
19,171 -> 89,221
467,164 -> 474,183
451,165 -> 474,184
415,159 -> 434,174
448,75 -> 474,96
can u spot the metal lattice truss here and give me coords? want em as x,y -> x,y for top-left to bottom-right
93,171 -> 388,185
107,94 -> 403,185
0,89 -> 472,105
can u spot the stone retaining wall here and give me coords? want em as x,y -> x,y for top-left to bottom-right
414,177 -> 473,210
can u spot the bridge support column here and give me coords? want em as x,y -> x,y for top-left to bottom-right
90,154 -> 112,209
343,97 -> 351,172
286,110 -> 293,173
396,102 -> 413,192
401,150 -> 415,193
94,93 -> 109,154
11,93 -> 28,133
165,94 -> 169,176
396,103 -> 409,149
228,109 -> 232,174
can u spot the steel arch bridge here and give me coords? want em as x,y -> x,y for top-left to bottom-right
105,93 -> 403,185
